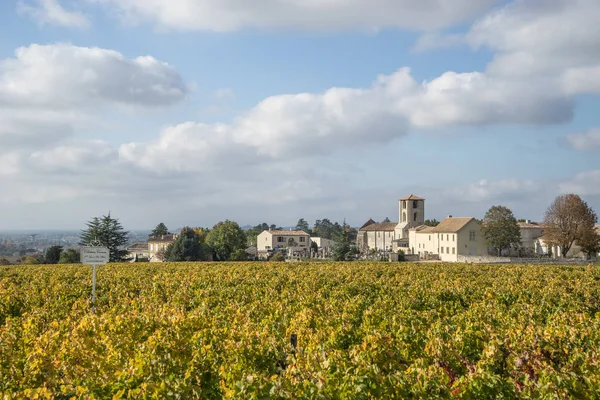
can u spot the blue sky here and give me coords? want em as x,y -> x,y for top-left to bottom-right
0,0 -> 599,230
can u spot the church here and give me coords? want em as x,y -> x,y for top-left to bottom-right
357,195 -> 425,253
357,194 -> 490,262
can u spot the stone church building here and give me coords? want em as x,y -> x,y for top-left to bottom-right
357,195 -> 425,252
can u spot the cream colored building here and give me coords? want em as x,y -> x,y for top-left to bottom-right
148,234 -> 178,261
311,237 -> 335,251
357,194 -> 425,252
410,217 -> 488,262
357,220 -> 398,252
257,230 -> 311,254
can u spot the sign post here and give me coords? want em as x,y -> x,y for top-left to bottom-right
81,246 -> 109,312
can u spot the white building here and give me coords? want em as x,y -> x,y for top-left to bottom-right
311,237 -> 335,251
257,230 -> 311,258
357,194 -> 425,252
148,234 -> 178,261
409,217 -> 488,262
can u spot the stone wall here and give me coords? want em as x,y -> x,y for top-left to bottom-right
457,255 -> 512,264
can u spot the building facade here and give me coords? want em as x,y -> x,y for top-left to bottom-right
257,230 -> 311,258
409,217 -> 488,262
148,234 -> 178,261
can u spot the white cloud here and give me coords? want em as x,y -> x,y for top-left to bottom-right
119,66 -> 574,173
412,32 -> 465,52
0,44 -> 188,110
442,178 -> 544,203
559,170 -> 600,196
90,0 -> 496,32
18,0 -> 90,29
566,128 -> 600,151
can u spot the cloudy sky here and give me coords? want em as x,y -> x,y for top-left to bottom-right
0,0 -> 599,230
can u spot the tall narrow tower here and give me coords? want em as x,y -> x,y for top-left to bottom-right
395,194 -> 425,239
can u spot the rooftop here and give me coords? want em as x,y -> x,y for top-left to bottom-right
266,230 -> 310,236
359,222 -> 398,232
127,243 -> 149,250
400,194 -> 424,201
410,225 -> 436,233
148,234 -> 177,243
432,217 -> 475,233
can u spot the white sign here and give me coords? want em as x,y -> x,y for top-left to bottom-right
81,247 -> 110,265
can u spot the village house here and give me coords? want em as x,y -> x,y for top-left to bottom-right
257,230 -> 311,258
409,217 -> 488,262
148,234 -> 178,261
126,243 -> 150,260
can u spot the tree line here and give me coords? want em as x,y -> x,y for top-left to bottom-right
481,194 -> 599,259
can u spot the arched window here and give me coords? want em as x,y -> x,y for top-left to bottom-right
413,212 -> 417,222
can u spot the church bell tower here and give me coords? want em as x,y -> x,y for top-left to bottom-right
395,194 -> 425,239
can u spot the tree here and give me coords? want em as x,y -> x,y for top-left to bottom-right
295,218 -> 310,233
481,205 -> 522,256
59,249 -> 80,264
44,245 -> 63,264
333,221 -> 352,261
230,249 -> 249,261
424,219 -> 440,227
164,227 -> 209,262
310,240 -> 318,253
24,255 -> 43,265
149,223 -> 170,238
544,194 -> 598,258
80,213 -> 129,262
205,220 -> 248,261
577,227 -> 600,259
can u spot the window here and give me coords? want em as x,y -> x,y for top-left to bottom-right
446,234 -> 449,241
469,231 -> 476,241
452,247 -> 455,254
299,236 -> 306,242
413,200 -> 418,208
453,235 -> 455,241
277,236 -> 285,243
403,213 -> 406,222
413,212 -> 417,222
403,201 -> 407,209
441,247 -> 444,254
446,247 -> 449,254
429,235 -> 431,241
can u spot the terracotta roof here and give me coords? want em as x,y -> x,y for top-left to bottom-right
431,217 -> 475,233
400,194 -> 424,201
359,222 -> 398,232
266,230 -> 310,236
410,225 -> 436,233
127,243 -> 149,250
148,234 -> 177,243
360,218 -> 376,229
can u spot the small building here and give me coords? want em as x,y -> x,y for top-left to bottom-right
257,230 -> 311,258
126,243 -> 150,260
311,237 -> 335,251
410,217 -> 488,262
357,220 -> 398,253
148,234 -> 178,261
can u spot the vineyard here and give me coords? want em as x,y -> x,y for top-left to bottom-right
1,262 -> 600,399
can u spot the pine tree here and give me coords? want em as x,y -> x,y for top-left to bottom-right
333,221 -> 352,261
164,227 -> 209,262
149,223 -> 170,238
80,213 -> 129,262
